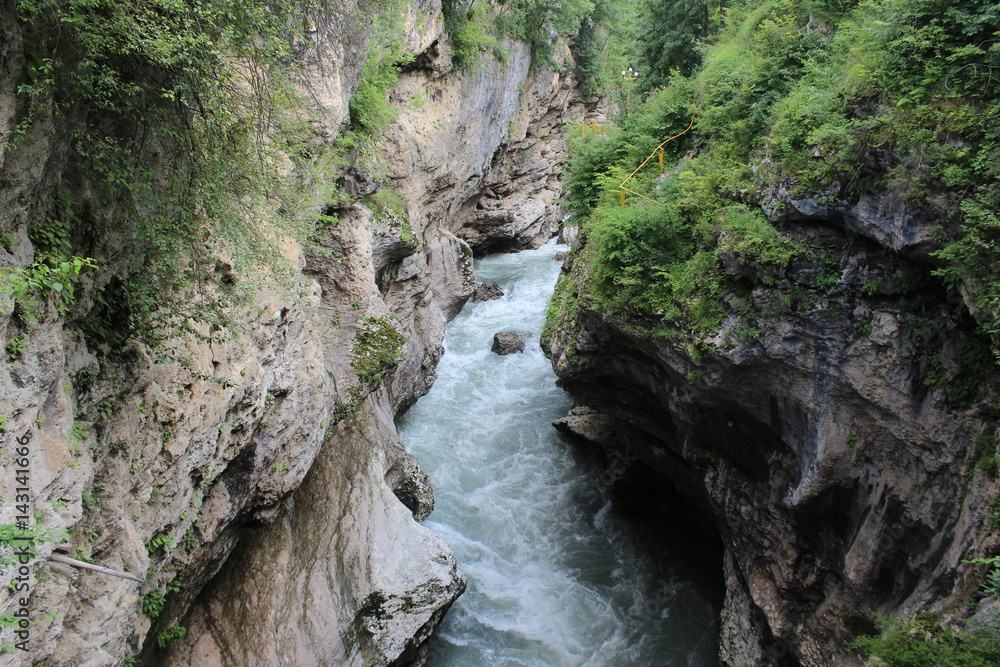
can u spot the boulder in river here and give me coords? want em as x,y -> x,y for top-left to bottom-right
472,281 -> 504,302
491,331 -> 531,355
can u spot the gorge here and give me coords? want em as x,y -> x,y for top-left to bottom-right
2,0 -> 1000,666
397,241 -> 724,665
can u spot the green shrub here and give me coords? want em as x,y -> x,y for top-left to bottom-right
351,317 -> 406,385
852,613 -> 1000,667
587,201 -> 695,308
141,590 -> 166,619
716,205 -> 801,271
157,625 -> 187,649
349,40 -> 412,137
0,257 -> 99,321
5,338 -> 25,361
443,0 -> 499,69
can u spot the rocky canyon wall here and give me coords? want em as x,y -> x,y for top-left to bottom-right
0,1 -> 580,665
546,187 -> 1000,664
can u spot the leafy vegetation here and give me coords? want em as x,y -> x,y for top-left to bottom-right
140,589 -> 166,620
157,624 -> 187,649
966,555 -> 1000,600
349,24 -> 412,137
5,338 -> 25,361
564,0 -> 1000,359
8,0 -> 350,347
350,317 -> 406,385
442,0 -> 596,70
852,613 -> 1000,667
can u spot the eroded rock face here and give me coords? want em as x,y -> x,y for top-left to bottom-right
0,2 -> 531,665
546,206 -> 1000,665
552,406 -> 617,447
384,38 -> 581,260
163,394 -> 464,667
161,15 -> 584,667
1,0 -> 583,661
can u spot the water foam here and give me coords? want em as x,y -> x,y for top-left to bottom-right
398,240 -> 723,666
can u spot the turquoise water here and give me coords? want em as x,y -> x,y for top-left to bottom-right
397,241 -> 723,666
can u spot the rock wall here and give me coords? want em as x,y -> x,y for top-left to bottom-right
0,1 -> 581,665
171,17 -> 586,666
546,188 -> 1000,665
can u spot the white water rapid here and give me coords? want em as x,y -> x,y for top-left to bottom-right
397,240 -> 723,666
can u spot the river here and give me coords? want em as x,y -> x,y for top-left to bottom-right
397,240 -> 724,666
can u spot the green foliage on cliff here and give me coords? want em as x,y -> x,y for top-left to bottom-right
351,316 -> 406,385
852,613 -> 1000,667
442,0 -> 596,69
349,8 -> 412,137
10,0 -> 319,342
565,0 -> 1000,352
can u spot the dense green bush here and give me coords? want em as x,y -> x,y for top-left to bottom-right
11,0 -> 326,343
351,317 -> 406,385
587,201 -> 695,308
565,0 -> 1000,354
442,0 -> 596,70
852,613 -> 1000,667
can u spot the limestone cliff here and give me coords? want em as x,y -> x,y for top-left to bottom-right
169,19 -> 585,667
0,1 -> 579,665
546,190 -> 1000,664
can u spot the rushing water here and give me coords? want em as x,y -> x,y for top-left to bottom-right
397,240 -> 724,667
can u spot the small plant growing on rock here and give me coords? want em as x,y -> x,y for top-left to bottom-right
146,530 -> 174,554
81,489 -> 104,512
333,388 -> 365,423
141,590 -> 166,619
5,337 -> 25,361
965,555 -> 1000,600
183,524 -> 200,553
71,422 -> 87,441
157,625 -> 187,648
351,317 -> 406,385
147,487 -> 165,505
95,399 -> 114,420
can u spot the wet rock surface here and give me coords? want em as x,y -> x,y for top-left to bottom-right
546,200 -> 1000,665
472,281 -> 504,302
491,331 -> 531,355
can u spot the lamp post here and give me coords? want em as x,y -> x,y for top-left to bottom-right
621,66 -> 638,116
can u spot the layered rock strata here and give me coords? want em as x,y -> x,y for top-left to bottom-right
0,1 -> 581,665
546,192 -> 1000,665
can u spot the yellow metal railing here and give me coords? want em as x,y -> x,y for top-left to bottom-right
619,116 -> 696,205
579,120 -> 606,136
